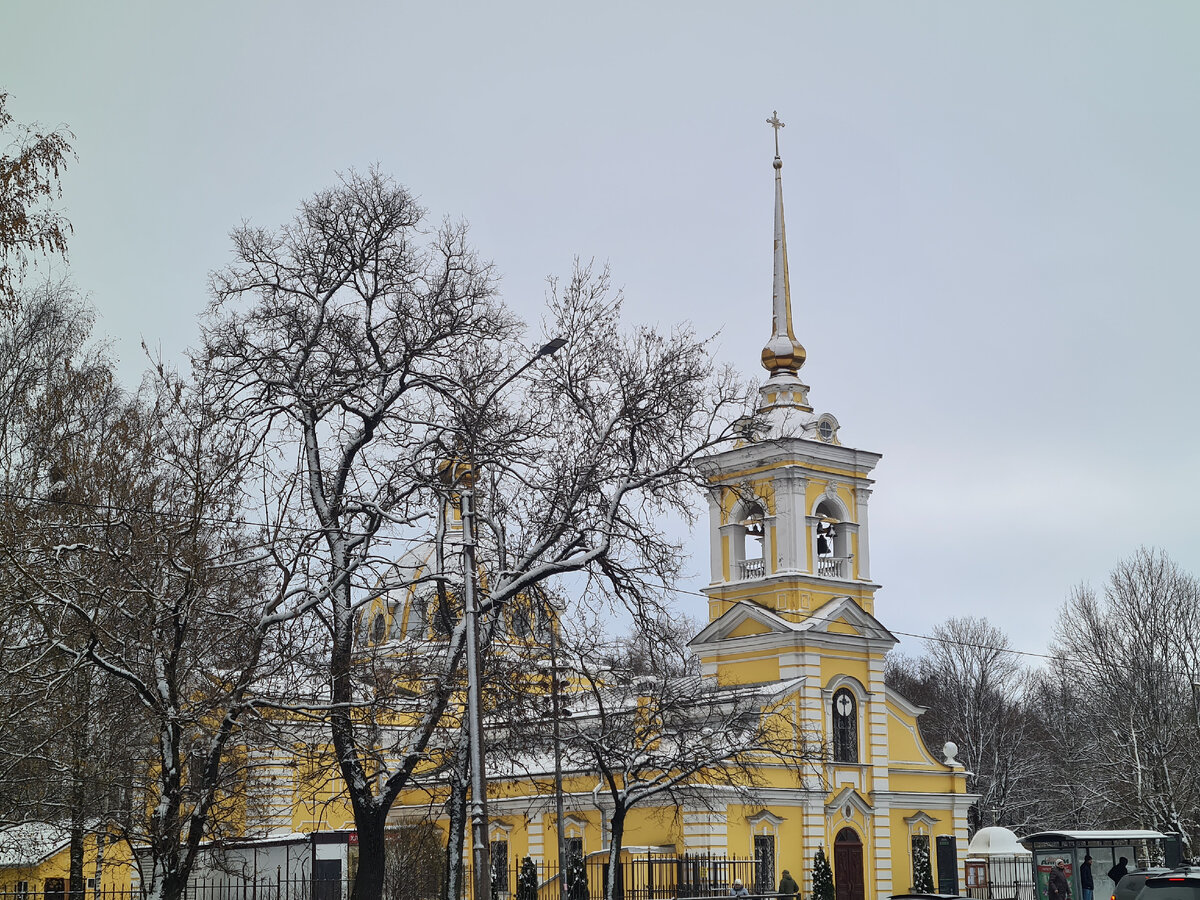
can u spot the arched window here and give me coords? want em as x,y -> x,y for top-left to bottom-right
370,612 -> 386,644
430,585 -> 460,636
402,594 -> 426,640
832,688 -> 858,763
510,605 -> 532,640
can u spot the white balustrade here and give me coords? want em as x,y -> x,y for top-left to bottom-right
740,558 -> 765,579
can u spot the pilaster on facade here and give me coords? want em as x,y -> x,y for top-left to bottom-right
868,657 -> 891,792
801,803 -> 827,896
872,800 -> 895,899
246,748 -> 295,835
681,809 -> 728,855
772,468 -> 809,574
853,487 -> 872,580
707,491 -> 724,583
801,667 -> 824,733
528,813 -> 545,861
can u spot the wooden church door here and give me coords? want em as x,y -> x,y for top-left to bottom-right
834,828 -> 865,900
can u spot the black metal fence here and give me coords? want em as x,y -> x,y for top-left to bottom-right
471,852 -> 778,900
964,857 -> 1037,900
0,854 -> 791,900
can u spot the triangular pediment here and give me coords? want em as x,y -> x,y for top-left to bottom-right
728,618 -> 771,638
827,785 -> 873,817
689,596 -> 897,651
689,601 -> 796,647
807,596 -> 897,644
826,616 -> 860,636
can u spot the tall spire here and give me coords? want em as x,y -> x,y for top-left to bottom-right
760,111 -> 806,378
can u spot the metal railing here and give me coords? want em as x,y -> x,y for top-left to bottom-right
475,852 -> 779,900
964,857 -> 1037,900
0,854 -> 801,900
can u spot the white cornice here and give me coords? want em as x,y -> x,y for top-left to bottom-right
701,439 -> 882,480
873,790 -> 981,812
701,571 -> 882,595
689,598 -> 897,654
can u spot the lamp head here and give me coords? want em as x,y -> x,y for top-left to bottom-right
537,337 -> 568,357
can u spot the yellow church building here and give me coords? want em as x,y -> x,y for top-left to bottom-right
100,121 -> 975,900
359,122 -> 977,900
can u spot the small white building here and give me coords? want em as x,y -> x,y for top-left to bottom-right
965,827 -> 1034,900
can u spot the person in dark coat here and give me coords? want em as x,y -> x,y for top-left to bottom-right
1049,859 -> 1071,900
779,869 -> 800,897
1081,854 -> 1095,900
1108,858 -> 1130,886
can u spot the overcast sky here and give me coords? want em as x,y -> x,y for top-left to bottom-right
6,2 -> 1199,661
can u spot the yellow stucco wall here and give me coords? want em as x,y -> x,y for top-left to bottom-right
0,830 -> 135,894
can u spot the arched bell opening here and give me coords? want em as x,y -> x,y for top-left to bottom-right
812,497 -> 852,579
739,501 -> 766,578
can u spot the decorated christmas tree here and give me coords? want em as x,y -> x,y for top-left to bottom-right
912,836 -> 935,893
517,856 -> 539,900
812,846 -> 835,900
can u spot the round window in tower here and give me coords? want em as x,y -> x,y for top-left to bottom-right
816,414 -> 839,443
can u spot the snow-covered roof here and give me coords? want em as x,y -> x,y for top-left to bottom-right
0,822 -> 70,868
968,827 -> 1031,857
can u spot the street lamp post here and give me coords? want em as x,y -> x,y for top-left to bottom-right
462,486 -> 492,900
543,599 -> 568,900
462,337 -> 567,900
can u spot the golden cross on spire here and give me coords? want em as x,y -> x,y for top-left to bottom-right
766,110 -> 785,158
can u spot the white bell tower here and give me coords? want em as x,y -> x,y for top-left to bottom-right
701,113 -> 882,623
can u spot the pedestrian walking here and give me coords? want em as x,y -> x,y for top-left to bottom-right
1050,859 -> 1071,900
1108,858 -> 1129,886
779,869 -> 800,897
730,878 -> 751,899
1081,854 -> 1094,900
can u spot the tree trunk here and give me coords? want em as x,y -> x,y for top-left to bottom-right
444,752 -> 469,900
159,868 -> 188,900
68,817 -> 84,900
352,814 -> 388,900
605,809 -> 627,900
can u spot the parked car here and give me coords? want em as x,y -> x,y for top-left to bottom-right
1114,868 -> 1174,900
1138,868 -> 1200,900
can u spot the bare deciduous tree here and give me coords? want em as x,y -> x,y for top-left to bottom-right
1049,548 -> 1200,848
886,616 -> 1038,833
202,167 -> 752,900
0,95 -> 74,310
0,302 -> 303,900
0,281 -> 134,897
549,614 -> 814,900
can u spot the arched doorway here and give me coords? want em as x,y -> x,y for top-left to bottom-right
834,827 -> 865,900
